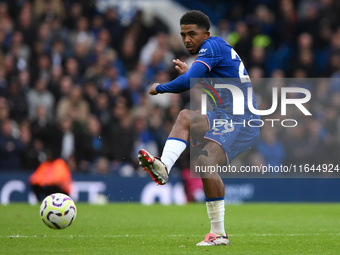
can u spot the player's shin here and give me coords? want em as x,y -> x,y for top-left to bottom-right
160,138 -> 187,174
206,197 -> 226,236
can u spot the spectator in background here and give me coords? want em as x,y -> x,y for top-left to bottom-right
65,57 -> 83,85
147,70 -> 171,109
122,71 -> 145,107
305,119 -> 327,164
31,53 -> 51,83
16,2 -> 35,48
102,65 -> 127,92
91,15 -> 104,40
18,120 -> 40,170
0,29 -> 7,53
50,38 -> 67,68
57,116 -> 76,162
56,85 -> 89,125
0,67 -> 8,96
97,28 -> 111,49
17,70 -> 31,94
22,138 -> 46,170
73,41 -> 90,75
104,96 -> 134,165
76,114 -> 106,172
275,0 -> 297,47
167,33 -> 188,61
103,7 -> 122,51
83,81 -> 99,112
145,49 -> 168,84
133,111 -> 158,161
30,105 -> 54,145
84,52 -> 107,87
291,32 -> 316,76
70,16 -> 94,49
0,98 -> 12,126
34,22 -> 51,52
256,127 -> 286,167
8,31 -> 30,69
92,92 -> 111,126
119,35 -> 139,72
48,66 -> 63,102
91,156 -> 110,175
140,32 -> 175,69
55,75 -> 74,103
247,46 -> 267,72
35,0 -> 64,24
229,21 -> 252,65
298,2 -> 319,39
216,19 -> 231,42
0,97 -> 20,144
63,2 -> 83,30
6,80 -> 28,124
49,18 -> 71,51
0,118 -> 24,169
284,125 -> 309,165
253,5 -> 275,38
122,10 -> 152,59
26,78 -> 55,122
3,54 -> 16,82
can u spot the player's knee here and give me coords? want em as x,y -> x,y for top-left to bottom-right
178,109 -> 190,119
177,109 -> 190,127
197,154 -> 206,178
197,154 -> 213,178
197,154 -> 213,167
191,115 -> 200,132
191,112 -> 209,137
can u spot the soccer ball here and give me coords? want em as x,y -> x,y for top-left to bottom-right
40,193 -> 77,230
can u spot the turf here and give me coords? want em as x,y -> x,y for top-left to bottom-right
1,203 -> 340,255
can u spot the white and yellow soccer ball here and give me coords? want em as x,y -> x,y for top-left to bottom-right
40,193 -> 77,230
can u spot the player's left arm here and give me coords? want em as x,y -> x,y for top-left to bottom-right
149,61 -> 209,95
173,59 -> 189,75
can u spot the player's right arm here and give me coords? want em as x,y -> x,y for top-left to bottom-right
151,61 -> 208,95
149,83 -> 160,95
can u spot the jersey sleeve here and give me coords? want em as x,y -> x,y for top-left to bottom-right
193,40 -> 223,72
156,61 -> 209,93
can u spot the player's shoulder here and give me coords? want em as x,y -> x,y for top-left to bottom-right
203,36 -> 231,48
198,36 -> 231,56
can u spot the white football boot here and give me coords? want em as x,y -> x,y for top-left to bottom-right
196,233 -> 230,246
138,149 -> 169,185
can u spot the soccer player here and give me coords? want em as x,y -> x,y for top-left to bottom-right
138,10 -> 260,246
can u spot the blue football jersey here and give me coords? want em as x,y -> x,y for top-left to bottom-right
155,36 -> 258,119
194,36 -> 258,119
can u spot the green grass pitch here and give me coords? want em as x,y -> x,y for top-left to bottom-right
1,203 -> 340,255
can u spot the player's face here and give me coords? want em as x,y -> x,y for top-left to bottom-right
180,24 -> 210,55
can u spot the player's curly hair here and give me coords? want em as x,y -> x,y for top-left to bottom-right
180,10 -> 211,31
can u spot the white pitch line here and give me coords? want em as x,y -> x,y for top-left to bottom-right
1,233 -> 340,238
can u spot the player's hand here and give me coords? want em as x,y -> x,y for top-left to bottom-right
173,59 -> 189,75
149,83 -> 159,95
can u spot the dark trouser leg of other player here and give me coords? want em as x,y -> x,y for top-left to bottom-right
31,184 -> 47,202
196,141 -> 230,246
31,184 -> 68,202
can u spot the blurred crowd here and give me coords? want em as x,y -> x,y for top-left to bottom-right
0,0 -> 339,176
